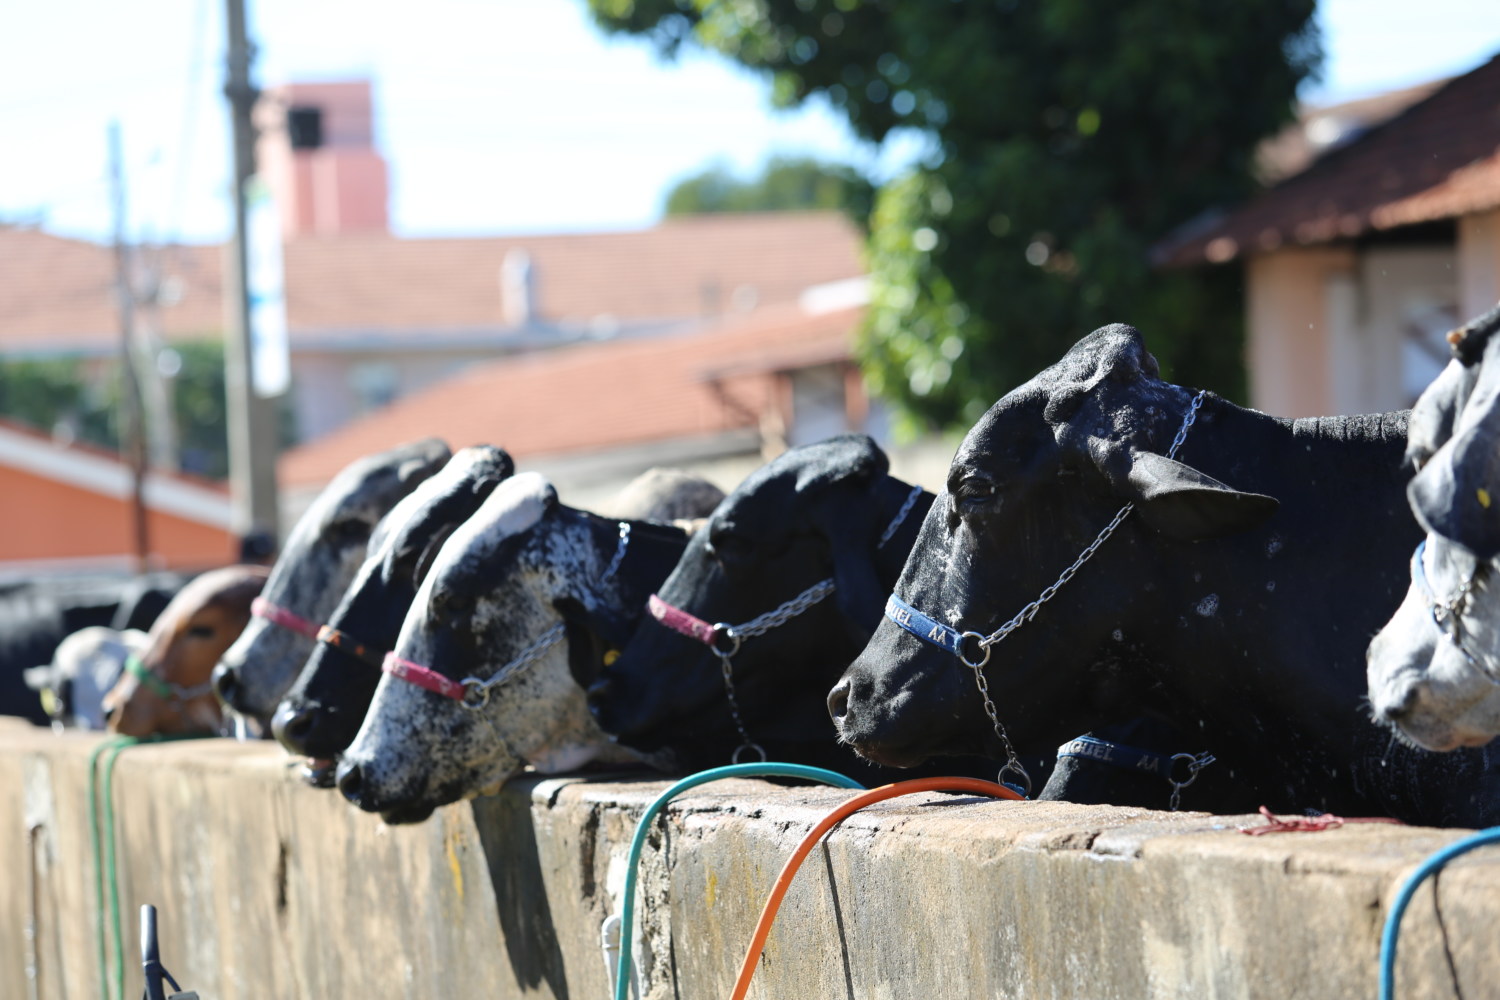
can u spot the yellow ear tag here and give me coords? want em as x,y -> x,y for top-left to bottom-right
1479,488 -> 1493,510
602,648 -> 620,667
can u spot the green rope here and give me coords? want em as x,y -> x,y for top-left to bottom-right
87,733 -> 210,1000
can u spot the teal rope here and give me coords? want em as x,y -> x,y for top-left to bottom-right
88,735 -> 135,1000
87,733 -> 210,1000
1379,826 -> 1500,1000
612,763 -> 865,1000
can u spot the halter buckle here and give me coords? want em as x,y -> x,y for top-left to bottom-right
710,625 -> 742,659
957,632 -> 991,669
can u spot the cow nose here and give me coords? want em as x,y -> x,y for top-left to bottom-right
272,703 -> 319,755
827,677 -> 852,726
1379,684 -> 1421,724
212,663 -> 239,705
336,759 -> 366,807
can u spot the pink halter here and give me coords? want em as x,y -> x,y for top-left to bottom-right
251,597 -> 323,641
381,651 -> 466,702
648,593 -> 722,647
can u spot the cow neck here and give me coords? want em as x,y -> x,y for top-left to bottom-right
1410,537 -> 1492,676
1055,735 -> 1215,811
380,522 -> 633,709
648,482 -> 926,764
884,389 -> 1207,795
251,596 -> 323,641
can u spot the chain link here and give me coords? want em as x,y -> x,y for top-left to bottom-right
877,485 -> 925,549
964,389 -> 1207,790
1167,751 -> 1216,811
460,624 -> 566,708
601,522 -> 631,581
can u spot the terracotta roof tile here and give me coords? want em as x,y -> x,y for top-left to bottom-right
1158,54 -> 1500,267
0,230 -> 223,353
278,303 -> 862,487
0,212 -> 861,356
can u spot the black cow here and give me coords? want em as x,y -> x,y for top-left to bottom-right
589,435 -> 1009,779
272,446 -> 515,779
1368,302 -> 1500,750
832,324 -> 1500,827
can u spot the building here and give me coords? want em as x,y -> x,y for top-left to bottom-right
0,419 -> 234,577
275,276 -> 963,515
1158,54 -> 1500,417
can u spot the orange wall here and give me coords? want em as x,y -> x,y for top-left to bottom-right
0,466 -> 235,569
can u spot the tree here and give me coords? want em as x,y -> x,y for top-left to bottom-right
0,341 -> 232,477
587,0 -> 1320,428
664,155 -> 875,225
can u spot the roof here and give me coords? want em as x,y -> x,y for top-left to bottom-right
0,230 -> 223,353
1159,54 -> 1500,267
0,417 -> 230,527
1254,80 -> 1444,185
278,300 -> 863,488
0,212 -> 862,355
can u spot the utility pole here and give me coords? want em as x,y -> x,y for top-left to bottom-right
109,121 -> 151,573
223,0 -> 281,545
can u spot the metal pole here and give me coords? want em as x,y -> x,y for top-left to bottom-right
109,121 -> 150,572
223,0 -> 281,545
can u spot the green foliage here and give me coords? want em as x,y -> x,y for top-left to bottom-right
664,155 -> 875,226
0,357 -> 117,450
0,341 -> 231,478
588,0 -> 1320,427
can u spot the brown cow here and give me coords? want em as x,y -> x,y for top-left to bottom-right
103,565 -> 269,736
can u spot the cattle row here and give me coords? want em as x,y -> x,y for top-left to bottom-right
23,304 -> 1500,828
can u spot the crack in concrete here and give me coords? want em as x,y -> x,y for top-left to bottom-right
1433,871 -> 1465,1000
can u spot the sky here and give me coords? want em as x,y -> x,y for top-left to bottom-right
2,0 -> 1498,247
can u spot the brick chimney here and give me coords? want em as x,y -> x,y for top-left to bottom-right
256,80 -> 389,238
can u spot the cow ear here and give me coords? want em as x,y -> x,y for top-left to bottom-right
1409,422 -> 1500,560
1118,451 -> 1278,540
554,596 -> 628,689
396,438 -> 452,483
793,435 -> 889,494
410,522 -> 459,586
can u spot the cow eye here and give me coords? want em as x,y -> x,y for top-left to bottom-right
954,475 -> 999,512
186,624 -> 215,639
707,528 -> 753,564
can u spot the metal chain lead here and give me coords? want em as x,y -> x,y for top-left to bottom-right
1167,751 -> 1216,811
962,390 -> 1207,793
709,484 -> 922,764
459,520 -> 633,710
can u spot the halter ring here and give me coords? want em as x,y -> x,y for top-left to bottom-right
710,625 -> 742,659
461,682 -> 490,710
958,632 -> 991,669
1168,752 -> 1206,789
997,759 -> 1033,798
732,742 -> 768,764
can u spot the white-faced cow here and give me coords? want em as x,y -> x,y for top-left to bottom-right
212,439 -> 451,724
271,446 -> 515,782
1369,303 -> 1500,751
337,472 -> 691,823
832,324 -> 1500,827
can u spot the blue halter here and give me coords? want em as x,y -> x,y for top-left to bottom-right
1056,735 -> 1174,776
1410,537 -> 1486,671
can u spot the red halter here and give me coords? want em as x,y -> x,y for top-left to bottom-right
381,651 -> 466,701
250,597 -> 323,641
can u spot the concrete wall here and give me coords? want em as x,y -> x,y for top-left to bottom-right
3,720 -> 1496,1000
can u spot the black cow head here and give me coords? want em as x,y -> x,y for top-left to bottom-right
271,446 -> 514,772
831,325 -> 1277,768
213,438 -> 452,723
589,434 -> 928,767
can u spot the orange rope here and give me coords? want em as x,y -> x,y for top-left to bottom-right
728,777 -> 1023,1000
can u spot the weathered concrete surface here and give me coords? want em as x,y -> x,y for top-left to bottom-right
1,717 -> 1496,1000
